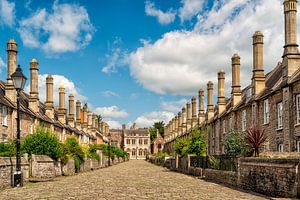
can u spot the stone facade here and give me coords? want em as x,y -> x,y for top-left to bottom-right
151,132 -> 164,154
124,124 -> 150,159
164,0 -> 300,155
0,39 -> 109,145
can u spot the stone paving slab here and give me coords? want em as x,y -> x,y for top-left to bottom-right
0,160 -> 277,199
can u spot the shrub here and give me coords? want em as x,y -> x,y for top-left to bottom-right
22,126 -> 61,160
0,140 -> 16,157
87,144 -> 100,161
174,128 -> 207,156
63,136 -> 85,172
224,130 -> 246,156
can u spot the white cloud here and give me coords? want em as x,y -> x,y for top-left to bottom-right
25,74 -> 87,107
160,99 -> 187,113
18,1 -> 94,54
94,106 -> 129,119
145,1 -> 176,25
106,120 -> 122,129
134,111 -> 174,128
179,0 -> 205,22
0,57 -> 5,67
130,0 -> 284,96
101,90 -> 119,98
0,0 -> 15,27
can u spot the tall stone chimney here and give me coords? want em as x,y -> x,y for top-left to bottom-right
175,116 -> 179,136
231,54 -> 242,107
191,97 -> 197,127
207,81 -> 214,120
68,94 -> 75,127
6,39 -> 17,103
252,31 -> 265,95
45,75 -> 54,119
82,104 -> 88,130
218,70 -> 226,115
58,86 -> 66,124
186,101 -> 191,131
198,89 -> 205,125
182,107 -> 186,133
29,59 -> 39,113
282,0 -> 300,80
76,100 -> 82,130
172,118 -> 176,135
178,112 -> 182,135
87,111 -> 93,130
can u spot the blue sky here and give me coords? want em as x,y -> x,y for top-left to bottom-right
0,0 -> 290,128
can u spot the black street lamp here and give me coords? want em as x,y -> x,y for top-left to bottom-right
11,65 -> 27,187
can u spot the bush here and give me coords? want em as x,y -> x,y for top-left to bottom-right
154,151 -> 169,159
63,136 -> 85,172
174,128 -> 207,156
87,144 -> 100,161
22,126 -> 61,160
0,140 -> 16,157
224,130 -> 246,156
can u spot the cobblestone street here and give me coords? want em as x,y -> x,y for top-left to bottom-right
0,160 -> 269,200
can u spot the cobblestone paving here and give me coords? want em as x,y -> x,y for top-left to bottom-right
0,160 -> 271,200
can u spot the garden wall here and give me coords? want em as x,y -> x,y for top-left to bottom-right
31,154 -> 56,179
203,168 -> 238,187
0,157 -> 29,188
238,157 -> 300,198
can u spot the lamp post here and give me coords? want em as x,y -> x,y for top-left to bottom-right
11,65 -> 27,187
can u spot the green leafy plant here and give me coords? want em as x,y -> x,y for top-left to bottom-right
63,136 -> 85,172
245,126 -> 267,157
22,126 -> 61,160
174,128 -> 207,156
224,130 -> 246,156
0,140 -> 16,157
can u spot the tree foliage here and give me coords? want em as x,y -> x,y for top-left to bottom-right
22,126 -> 61,160
174,128 -> 206,156
62,136 -> 85,172
0,140 -> 16,157
224,130 -> 246,156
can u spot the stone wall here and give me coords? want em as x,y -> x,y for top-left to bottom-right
30,154 -> 55,179
62,159 -> 75,175
0,157 -> 29,188
203,168 -> 238,187
238,157 -> 300,198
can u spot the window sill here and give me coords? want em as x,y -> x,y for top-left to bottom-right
262,122 -> 269,126
295,123 -> 300,127
276,128 -> 283,131
2,124 -> 7,127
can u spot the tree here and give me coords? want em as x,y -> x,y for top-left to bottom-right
245,126 -> 267,157
174,128 -> 206,156
153,121 -> 165,137
96,114 -> 102,122
224,130 -> 246,156
149,129 -> 157,142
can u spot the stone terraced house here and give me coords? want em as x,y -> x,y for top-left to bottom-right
0,39 -> 109,145
164,0 -> 300,155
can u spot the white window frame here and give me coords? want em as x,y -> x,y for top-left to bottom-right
277,102 -> 283,129
278,144 -> 284,152
242,110 -> 247,131
297,141 -> 300,152
263,99 -> 270,124
297,95 -> 300,124
2,106 -> 7,126
222,120 -> 226,133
